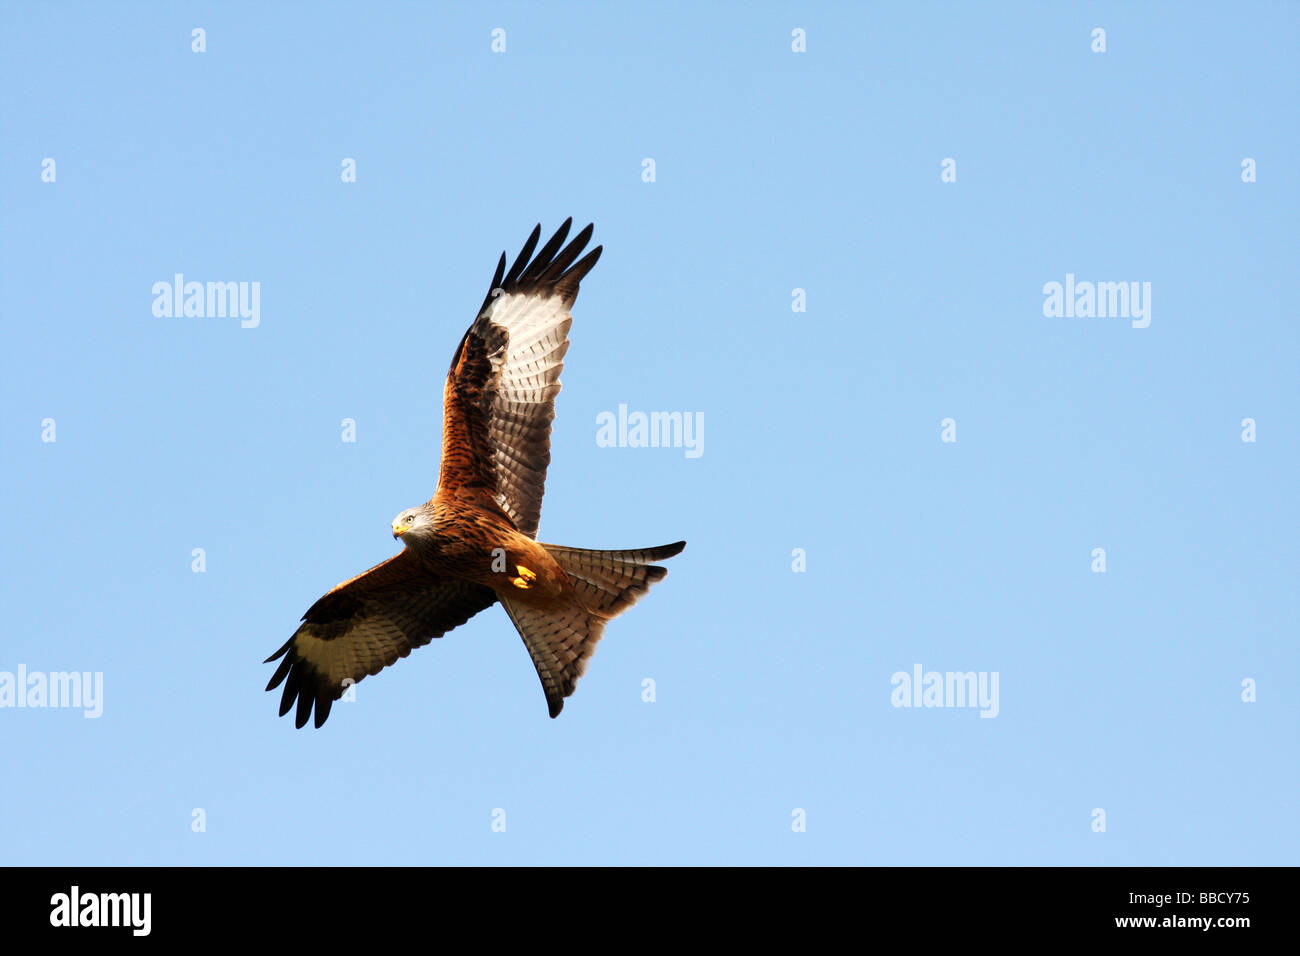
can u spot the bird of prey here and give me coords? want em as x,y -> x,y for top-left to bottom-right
265,220 -> 685,728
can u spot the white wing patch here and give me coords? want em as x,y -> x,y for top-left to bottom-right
479,289 -> 573,534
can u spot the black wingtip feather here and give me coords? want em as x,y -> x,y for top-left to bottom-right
314,689 -> 333,729
555,246 -> 602,299
267,648 -> 334,729
538,223 -> 595,283
489,251 -> 506,291
264,636 -> 293,664
521,219 -> 573,284
278,661 -> 301,717
479,219 -> 599,315
265,653 -> 293,692
502,223 -> 542,288
295,681 -> 314,729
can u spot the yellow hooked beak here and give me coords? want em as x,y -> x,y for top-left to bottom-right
392,522 -> 407,538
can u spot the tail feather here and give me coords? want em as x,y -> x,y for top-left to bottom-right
540,540 -> 686,619
503,540 -> 684,717
500,599 -> 607,718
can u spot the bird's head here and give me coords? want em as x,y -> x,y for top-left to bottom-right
391,506 -> 434,542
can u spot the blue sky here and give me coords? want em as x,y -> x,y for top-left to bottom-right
1,2 -> 1295,865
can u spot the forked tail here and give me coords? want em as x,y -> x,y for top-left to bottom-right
542,540 -> 686,619
500,540 -> 685,717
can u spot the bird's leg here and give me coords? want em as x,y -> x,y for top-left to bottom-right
509,565 -> 537,589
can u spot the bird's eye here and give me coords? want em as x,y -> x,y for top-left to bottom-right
405,515 -> 414,524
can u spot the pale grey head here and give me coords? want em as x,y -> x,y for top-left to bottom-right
391,506 -> 435,542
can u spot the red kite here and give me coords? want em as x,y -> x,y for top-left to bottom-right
265,221 -> 685,727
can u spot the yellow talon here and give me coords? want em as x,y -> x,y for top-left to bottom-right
510,565 -> 536,589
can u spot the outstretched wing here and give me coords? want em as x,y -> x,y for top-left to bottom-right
437,219 -> 602,538
264,548 -> 497,728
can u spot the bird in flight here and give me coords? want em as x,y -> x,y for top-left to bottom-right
265,220 -> 685,727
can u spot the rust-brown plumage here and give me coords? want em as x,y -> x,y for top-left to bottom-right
265,220 -> 684,727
